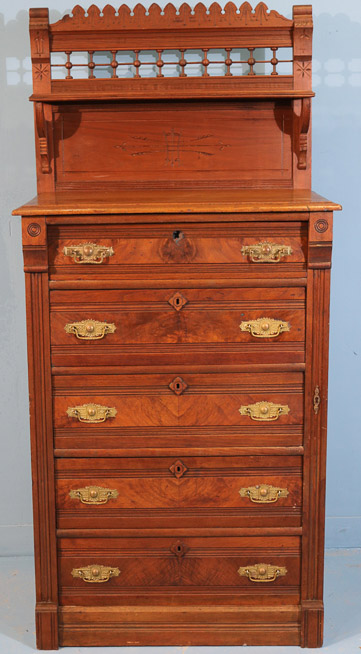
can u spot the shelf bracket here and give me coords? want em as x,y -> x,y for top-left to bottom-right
297,97 -> 311,170
35,102 -> 50,174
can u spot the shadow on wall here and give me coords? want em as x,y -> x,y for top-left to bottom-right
312,12 -> 361,202
0,9 -> 57,554
313,17 -> 361,544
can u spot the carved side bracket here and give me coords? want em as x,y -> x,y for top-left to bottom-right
35,103 -> 50,174
297,97 -> 311,170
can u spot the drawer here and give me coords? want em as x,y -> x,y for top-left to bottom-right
50,287 -> 305,367
48,222 -> 307,278
53,371 -> 304,431
55,455 -> 302,530
58,535 -> 301,606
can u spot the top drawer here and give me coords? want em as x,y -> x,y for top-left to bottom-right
48,221 -> 307,279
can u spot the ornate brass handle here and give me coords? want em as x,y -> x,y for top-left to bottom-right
69,486 -> 119,505
240,317 -> 290,338
239,484 -> 289,504
71,564 -> 120,583
63,243 -> 114,264
241,241 -> 293,263
239,401 -> 290,421
238,563 -> 287,583
66,403 -> 117,423
65,319 -> 116,340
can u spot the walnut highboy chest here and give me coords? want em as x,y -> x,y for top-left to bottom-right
13,2 -> 341,648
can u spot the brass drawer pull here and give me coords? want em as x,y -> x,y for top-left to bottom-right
238,563 -> 287,583
240,317 -> 290,338
241,241 -> 293,263
239,484 -> 289,504
63,242 -> 114,264
66,403 -> 117,423
65,319 -> 116,340
69,485 -> 119,505
239,401 -> 290,421
71,564 -> 120,583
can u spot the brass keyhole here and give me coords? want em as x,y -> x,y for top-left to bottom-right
176,545 -> 182,552
176,466 -> 182,474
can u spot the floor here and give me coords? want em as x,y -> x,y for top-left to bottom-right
0,550 -> 360,653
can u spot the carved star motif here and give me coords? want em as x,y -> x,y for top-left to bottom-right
300,29 -> 311,39
296,61 -> 312,78
34,64 -> 50,80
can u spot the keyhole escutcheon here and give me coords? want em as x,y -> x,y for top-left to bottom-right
173,230 -> 184,244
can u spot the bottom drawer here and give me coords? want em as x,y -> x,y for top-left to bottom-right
58,535 -> 300,606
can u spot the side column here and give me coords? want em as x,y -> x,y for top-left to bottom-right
22,217 -> 58,650
301,212 -> 333,648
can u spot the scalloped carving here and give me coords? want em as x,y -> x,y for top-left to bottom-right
51,2 -> 292,31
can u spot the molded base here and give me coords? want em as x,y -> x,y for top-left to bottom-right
57,605 -> 305,648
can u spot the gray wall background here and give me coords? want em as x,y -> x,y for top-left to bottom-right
0,0 -> 360,555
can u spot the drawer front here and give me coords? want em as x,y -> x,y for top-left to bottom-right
56,455 -> 302,529
50,286 -> 305,348
53,372 -> 304,430
58,535 -> 301,606
51,286 -> 305,366
48,222 -> 307,278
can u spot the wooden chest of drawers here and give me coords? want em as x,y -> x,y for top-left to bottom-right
13,2 -> 341,649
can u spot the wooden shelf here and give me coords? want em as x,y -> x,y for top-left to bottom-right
30,90 -> 315,103
13,189 -> 342,217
